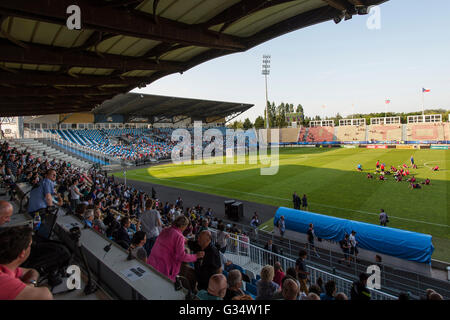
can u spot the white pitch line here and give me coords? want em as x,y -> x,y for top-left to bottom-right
125,172 -> 449,229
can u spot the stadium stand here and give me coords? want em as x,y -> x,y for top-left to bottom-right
298,127 -> 308,143
368,125 -> 402,142
445,122 -> 450,141
336,125 -> 366,142
306,127 -> 335,143
280,128 -> 300,143
406,123 -> 446,141
49,128 -> 175,161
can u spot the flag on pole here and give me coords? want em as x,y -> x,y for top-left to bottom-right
422,88 -> 431,93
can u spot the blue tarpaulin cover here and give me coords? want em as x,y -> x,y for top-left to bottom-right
273,207 -> 434,264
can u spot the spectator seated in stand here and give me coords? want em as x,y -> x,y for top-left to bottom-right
196,274 -> 227,300
128,231 -> 147,263
281,278 -> 299,300
335,292 -> 348,300
224,269 -> 245,300
256,265 -> 280,300
0,226 -> 53,300
319,280 -> 336,300
83,209 -> 94,228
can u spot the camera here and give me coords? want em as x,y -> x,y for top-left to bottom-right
69,226 -> 81,242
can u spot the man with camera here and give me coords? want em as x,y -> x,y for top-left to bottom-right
28,169 -> 63,214
0,226 -> 53,300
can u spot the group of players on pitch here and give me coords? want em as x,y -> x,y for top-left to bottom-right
357,155 -> 438,190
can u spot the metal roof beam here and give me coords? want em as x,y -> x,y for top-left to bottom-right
0,40 -> 184,73
322,0 -> 352,11
0,0 -> 246,51
0,71 -> 149,86
0,86 -> 127,97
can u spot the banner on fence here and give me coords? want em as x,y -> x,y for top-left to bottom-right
430,145 -> 449,150
366,145 -> 388,149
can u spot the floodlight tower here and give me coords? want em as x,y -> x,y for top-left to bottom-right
262,55 -> 271,129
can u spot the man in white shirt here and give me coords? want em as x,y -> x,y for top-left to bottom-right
349,230 -> 358,261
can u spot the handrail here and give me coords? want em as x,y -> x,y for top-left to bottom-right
208,228 -> 397,300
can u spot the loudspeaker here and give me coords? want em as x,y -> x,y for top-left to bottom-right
224,200 -> 235,218
230,202 -> 243,222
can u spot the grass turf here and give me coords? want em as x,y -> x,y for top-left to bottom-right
113,147 -> 449,262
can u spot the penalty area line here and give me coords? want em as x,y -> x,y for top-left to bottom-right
124,172 -> 449,229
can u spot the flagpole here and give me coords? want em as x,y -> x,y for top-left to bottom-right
422,88 -> 425,121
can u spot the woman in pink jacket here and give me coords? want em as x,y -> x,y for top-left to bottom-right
147,215 -> 204,281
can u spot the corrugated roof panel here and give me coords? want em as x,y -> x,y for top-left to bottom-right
92,35 -> 124,54
3,62 -> 22,69
160,46 -> 209,62
178,0 -> 241,24
5,17 -> 36,43
53,28 -> 95,48
76,67 -> 97,75
139,0 -> 179,16
156,0 -> 205,21
69,67 -> 82,74
121,39 -> 161,57
224,0 -> 326,37
22,20 -> 61,45
119,70 -> 157,77
92,68 -> 115,76
98,84 -> 130,88
36,64 -> 60,72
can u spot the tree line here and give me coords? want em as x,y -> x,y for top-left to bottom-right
227,102 -> 449,129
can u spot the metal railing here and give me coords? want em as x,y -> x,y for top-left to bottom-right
210,220 -> 450,299
209,229 -> 397,300
22,129 -> 120,164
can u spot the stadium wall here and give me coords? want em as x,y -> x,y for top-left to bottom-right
93,114 -> 122,123
60,113 -> 94,123
24,115 -> 59,124
274,207 -> 434,264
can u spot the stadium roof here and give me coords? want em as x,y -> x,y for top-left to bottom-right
0,0 -> 388,116
92,93 -> 253,123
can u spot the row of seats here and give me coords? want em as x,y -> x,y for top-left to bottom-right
293,123 -> 450,143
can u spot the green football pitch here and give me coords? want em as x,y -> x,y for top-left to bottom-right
113,147 -> 449,262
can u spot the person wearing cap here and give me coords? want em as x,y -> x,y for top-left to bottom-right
350,272 -> 371,300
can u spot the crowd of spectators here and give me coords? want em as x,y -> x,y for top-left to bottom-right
0,140 -> 446,300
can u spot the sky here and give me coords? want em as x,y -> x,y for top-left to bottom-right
132,0 -> 450,122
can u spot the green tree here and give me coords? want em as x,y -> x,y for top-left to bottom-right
231,120 -> 243,130
254,116 -> 265,129
243,118 -> 253,130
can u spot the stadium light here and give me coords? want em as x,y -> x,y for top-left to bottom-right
344,11 -> 352,21
333,11 -> 345,24
262,54 -> 271,129
356,5 -> 369,15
